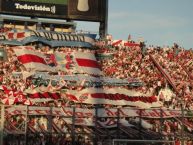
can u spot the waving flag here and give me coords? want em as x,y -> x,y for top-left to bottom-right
112,40 -> 122,46
74,52 -> 102,75
124,42 -> 140,47
14,46 -> 54,72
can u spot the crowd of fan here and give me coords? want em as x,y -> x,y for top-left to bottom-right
0,41 -> 193,109
98,39 -> 193,110
1,42 -> 193,110
0,28 -> 193,144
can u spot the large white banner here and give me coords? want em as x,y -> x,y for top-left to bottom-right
73,52 -> 103,75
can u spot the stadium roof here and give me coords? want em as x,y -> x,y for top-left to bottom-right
0,14 -> 76,29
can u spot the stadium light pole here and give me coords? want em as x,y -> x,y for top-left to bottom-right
0,48 -> 7,62
24,22 -> 28,30
99,0 -> 108,39
0,17 -> 3,28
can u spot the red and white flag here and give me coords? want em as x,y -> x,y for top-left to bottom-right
14,46 -> 54,72
74,52 -> 102,75
112,40 -> 122,46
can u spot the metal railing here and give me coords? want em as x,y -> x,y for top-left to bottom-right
0,105 -> 192,145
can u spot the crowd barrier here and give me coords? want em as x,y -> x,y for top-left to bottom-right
0,105 -> 192,145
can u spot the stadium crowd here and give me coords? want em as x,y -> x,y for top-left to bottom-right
0,27 -> 193,145
99,38 -> 193,110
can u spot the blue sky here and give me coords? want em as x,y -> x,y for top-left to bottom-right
76,0 -> 193,49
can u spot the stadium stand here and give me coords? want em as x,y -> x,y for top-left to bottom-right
0,26 -> 192,145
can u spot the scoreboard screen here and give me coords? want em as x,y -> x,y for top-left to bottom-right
0,0 -> 68,17
0,0 -> 107,22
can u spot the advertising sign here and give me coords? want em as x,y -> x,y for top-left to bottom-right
0,0 -> 68,17
0,0 -> 107,22
68,0 -> 106,21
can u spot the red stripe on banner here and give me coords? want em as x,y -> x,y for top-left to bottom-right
8,33 -> 14,39
17,32 -> 25,38
76,58 -> 101,69
30,93 -> 40,99
52,93 -> 60,99
24,46 -> 35,50
17,54 -> 47,64
41,92 -> 50,98
66,94 -> 79,101
91,93 -> 157,103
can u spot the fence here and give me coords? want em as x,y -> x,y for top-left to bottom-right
112,139 -> 175,145
0,105 -> 192,145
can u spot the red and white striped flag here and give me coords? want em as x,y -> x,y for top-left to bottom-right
112,40 -> 122,46
74,52 -> 102,75
14,46 -> 54,72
